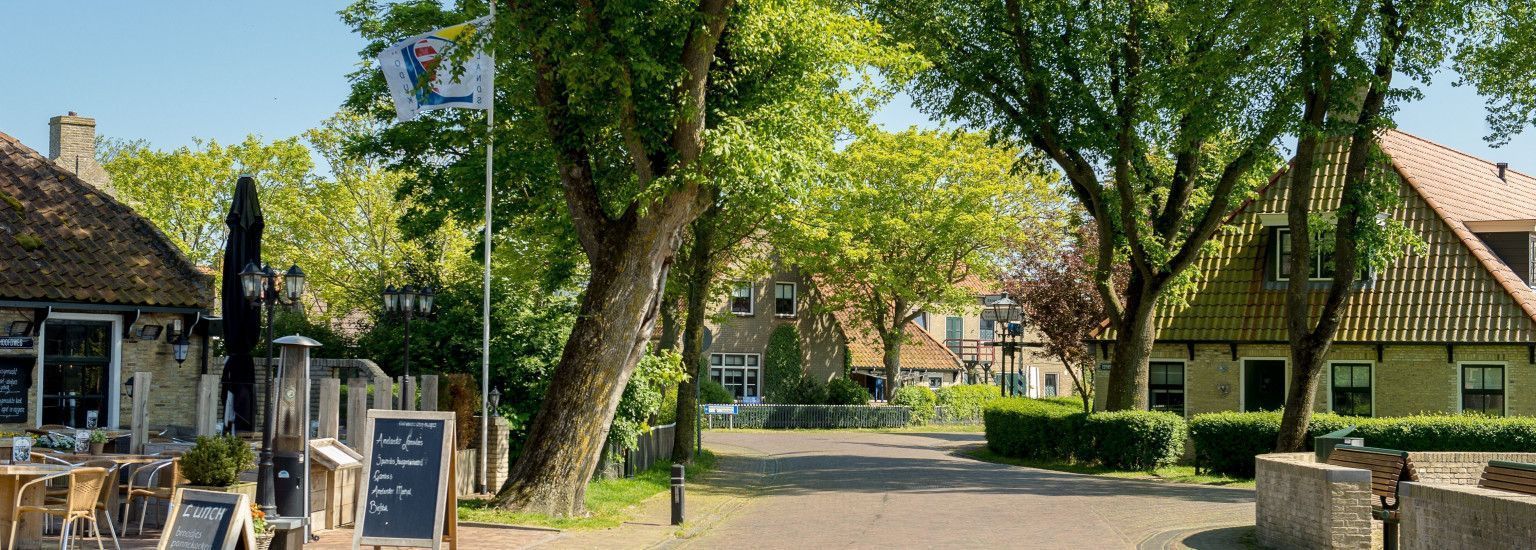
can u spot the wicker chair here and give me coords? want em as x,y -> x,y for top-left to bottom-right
75,459 -> 122,549
6,466 -> 112,550
122,458 -> 181,535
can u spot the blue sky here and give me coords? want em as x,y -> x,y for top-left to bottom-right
3,2 -> 1532,173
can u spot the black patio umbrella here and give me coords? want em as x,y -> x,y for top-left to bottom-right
220,176 -> 264,432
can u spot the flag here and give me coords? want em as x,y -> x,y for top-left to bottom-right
377,16 -> 494,122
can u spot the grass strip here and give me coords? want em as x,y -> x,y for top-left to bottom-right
458,450 -> 718,530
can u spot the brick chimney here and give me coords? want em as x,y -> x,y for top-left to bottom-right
48,112 -> 113,195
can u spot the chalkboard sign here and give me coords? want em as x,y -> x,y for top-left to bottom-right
0,357 -> 33,423
157,489 -> 256,550
354,410 -> 457,549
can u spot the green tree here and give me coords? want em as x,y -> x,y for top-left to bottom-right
868,0 -> 1299,411
1274,0 -> 1536,451
341,0 -> 904,515
780,129 -> 1053,394
763,324 -> 805,403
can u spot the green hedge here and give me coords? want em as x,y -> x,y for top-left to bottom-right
1038,395 -> 1087,411
1189,412 -> 1536,477
935,384 -> 1002,422
891,386 -> 937,425
826,378 -> 872,405
983,398 -> 1183,471
699,379 -> 735,404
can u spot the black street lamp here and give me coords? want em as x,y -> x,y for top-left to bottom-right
983,294 -> 1024,397
382,284 -> 434,377
241,262 -> 306,518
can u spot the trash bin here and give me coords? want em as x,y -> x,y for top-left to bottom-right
1314,427 -> 1364,462
273,452 -> 308,517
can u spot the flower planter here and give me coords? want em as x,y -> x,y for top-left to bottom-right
89,442 -> 104,455
182,481 -> 258,502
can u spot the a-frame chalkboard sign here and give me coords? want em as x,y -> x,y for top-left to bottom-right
157,489 -> 257,550
354,410 -> 458,549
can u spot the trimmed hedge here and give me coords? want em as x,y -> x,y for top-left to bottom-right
1189,412 -> 1536,477
891,386 -> 937,425
984,398 -> 1183,471
699,379 -> 735,404
935,384 -> 1002,422
1038,395 -> 1087,411
826,378 -> 872,405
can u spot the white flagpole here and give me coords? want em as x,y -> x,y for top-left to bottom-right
481,0 -> 495,495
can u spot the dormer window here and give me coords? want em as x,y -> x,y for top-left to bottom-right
1271,227 -> 1336,281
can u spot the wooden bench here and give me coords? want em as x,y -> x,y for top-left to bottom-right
1326,445 -> 1417,550
1479,460 -> 1536,496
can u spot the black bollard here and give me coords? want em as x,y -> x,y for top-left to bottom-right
670,463 -> 686,526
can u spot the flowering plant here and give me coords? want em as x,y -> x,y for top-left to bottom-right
250,504 -> 268,535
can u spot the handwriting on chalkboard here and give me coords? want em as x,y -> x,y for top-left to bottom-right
0,359 -> 32,423
357,412 -> 453,544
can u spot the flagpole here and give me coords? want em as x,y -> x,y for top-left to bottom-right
480,0 -> 495,496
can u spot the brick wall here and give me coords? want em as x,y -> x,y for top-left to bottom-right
705,265 -> 847,385
47,114 -> 113,195
1255,453 -> 1375,549
1399,481 -> 1536,550
1406,452 -> 1536,485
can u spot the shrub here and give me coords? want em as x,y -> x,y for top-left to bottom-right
891,385 -> 937,425
1038,395 -> 1086,411
181,435 -> 256,487
781,375 -> 828,405
1081,411 -> 1185,471
699,378 -> 735,404
935,384 -> 1001,422
1188,411 -> 1536,477
763,324 -> 804,403
982,397 -> 1085,460
825,378 -> 872,405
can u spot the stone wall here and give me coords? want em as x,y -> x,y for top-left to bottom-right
1399,481 -> 1536,550
1407,452 -> 1536,485
1255,453 -> 1375,550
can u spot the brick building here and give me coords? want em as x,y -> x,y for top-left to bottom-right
1094,130 -> 1536,417
915,277 -> 1081,398
0,115 -> 214,431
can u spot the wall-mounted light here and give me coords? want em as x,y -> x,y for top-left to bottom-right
165,318 -> 184,342
172,334 -> 190,366
6,321 -> 31,337
135,325 -> 163,341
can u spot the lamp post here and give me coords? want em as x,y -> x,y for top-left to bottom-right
382,284 -> 435,378
983,294 -> 1023,397
241,262 -> 306,517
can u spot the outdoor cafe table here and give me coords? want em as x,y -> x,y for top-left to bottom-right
45,453 -> 169,528
0,463 -> 71,549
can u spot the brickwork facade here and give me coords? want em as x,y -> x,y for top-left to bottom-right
0,307 -> 209,431
1092,341 -> 1532,418
1255,453 -> 1374,549
704,265 -> 847,384
46,114 -> 113,195
1399,481 -> 1536,550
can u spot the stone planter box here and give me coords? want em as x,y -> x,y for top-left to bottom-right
183,481 -> 258,502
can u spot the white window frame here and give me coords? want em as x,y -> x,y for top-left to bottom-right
37,312 -> 123,429
1147,359 -> 1188,417
773,282 -> 797,317
709,352 -> 762,399
1273,228 -> 1335,282
1239,357 -> 1290,413
729,282 -> 754,316
1325,360 -> 1375,417
1043,373 -> 1059,397
1457,361 -> 1509,416
927,376 -> 942,389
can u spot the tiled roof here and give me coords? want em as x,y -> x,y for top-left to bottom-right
1130,130 -> 1536,343
955,274 -> 1001,295
832,307 -> 963,371
0,130 -> 212,308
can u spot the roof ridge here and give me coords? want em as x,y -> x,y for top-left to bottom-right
1385,128 -> 1535,181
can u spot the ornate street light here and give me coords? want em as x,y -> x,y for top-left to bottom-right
382,283 -> 434,377
983,294 -> 1024,397
242,262 -> 306,517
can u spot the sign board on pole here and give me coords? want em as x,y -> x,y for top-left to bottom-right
354,410 -> 458,549
157,488 -> 257,550
703,405 -> 738,415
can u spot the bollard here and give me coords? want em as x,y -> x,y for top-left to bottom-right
670,463 -> 686,526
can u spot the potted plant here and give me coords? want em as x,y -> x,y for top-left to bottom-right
250,503 -> 273,550
180,435 -> 257,500
88,429 -> 108,454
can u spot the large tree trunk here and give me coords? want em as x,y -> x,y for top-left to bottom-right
493,218 -> 684,516
880,331 -> 903,399
658,294 -> 681,352
1104,275 -> 1157,411
672,206 -> 718,464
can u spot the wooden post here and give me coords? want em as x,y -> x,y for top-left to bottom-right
373,376 -> 394,412
196,374 -> 220,436
317,378 -> 341,440
347,376 -> 368,447
130,371 -> 152,454
421,375 -> 439,412
401,376 -> 418,411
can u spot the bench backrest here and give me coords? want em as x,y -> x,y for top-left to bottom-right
1479,460 -> 1536,496
1326,445 -> 1417,508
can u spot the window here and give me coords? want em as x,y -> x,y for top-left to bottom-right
928,376 -> 942,389
980,319 -> 996,341
41,318 -> 119,428
1461,364 -> 1505,416
914,312 -> 928,330
774,282 -> 796,316
1148,361 -> 1185,416
730,282 -> 753,315
1330,363 -> 1372,416
1272,228 -> 1336,281
709,353 -> 761,400
1044,374 -> 1059,397
945,317 -> 963,354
